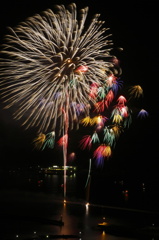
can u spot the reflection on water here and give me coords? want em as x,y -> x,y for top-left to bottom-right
1,168 -> 159,213
1,188 -> 138,240
0,169 -> 159,240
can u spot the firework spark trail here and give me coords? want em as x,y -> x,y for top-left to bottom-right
0,3 -> 120,201
0,3 -> 116,135
0,3 -> 148,178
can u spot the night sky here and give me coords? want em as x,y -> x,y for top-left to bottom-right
0,0 -> 158,179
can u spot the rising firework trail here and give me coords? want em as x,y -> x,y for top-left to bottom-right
0,3 -> 147,198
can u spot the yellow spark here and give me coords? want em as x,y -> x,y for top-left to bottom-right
33,133 -> 46,149
103,145 -> 111,157
113,114 -> 123,124
111,125 -> 122,137
129,85 -> 143,98
80,116 -> 92,126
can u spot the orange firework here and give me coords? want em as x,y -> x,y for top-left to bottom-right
128,85 -> 143,98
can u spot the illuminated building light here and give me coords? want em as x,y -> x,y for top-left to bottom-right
44,166 -> 77,175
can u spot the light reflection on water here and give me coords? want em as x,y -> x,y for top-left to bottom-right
0,171 -> 158,240
0,188 -> 138,240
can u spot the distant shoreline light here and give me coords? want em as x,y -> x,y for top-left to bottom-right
44,165 -> 77,175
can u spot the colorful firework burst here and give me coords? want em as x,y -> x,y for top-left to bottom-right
0,3 -> 147,170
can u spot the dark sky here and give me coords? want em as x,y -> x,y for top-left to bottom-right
0,0 -> 158,176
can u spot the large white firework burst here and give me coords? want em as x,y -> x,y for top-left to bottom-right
0,3 -> 117,134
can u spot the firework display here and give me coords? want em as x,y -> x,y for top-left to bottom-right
0,3 -> 147,168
